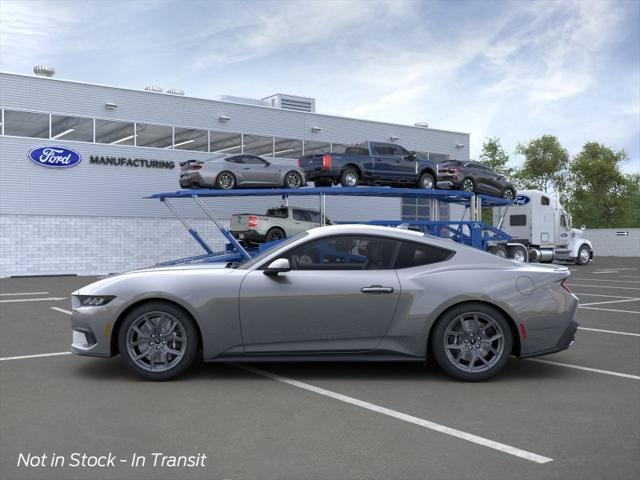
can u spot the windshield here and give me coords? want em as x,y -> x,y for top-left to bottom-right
235,232 -> 309,269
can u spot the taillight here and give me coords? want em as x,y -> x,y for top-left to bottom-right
297,159 -> 301,167
248,216 -> 258,228
192,164 -> 202,170
448,167 -> 461,173
322,154 -> 331,169
560,278 -> 572,293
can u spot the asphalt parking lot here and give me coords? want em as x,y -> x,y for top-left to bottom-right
1,257 -> 639,480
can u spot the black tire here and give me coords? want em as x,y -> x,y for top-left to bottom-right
340,168 -> 359,187
265,227 -> 286,242
118,301 -> 199,381
488,245 -> 508,258
418,172 -> 435,190
431,303 -> 513,381
461,177 -> 475,192
575,245 -> 591,265
502,187 -> 515,200
216,171 -> 236,189
284,171 -> 303,189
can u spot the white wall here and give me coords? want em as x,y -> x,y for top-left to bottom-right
585,228 -> 640,257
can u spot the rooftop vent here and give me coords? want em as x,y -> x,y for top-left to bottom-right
167,88 -> 185,96
263,94 -> 316,113
216,95 -> 270,107
33,65 -> 55,77
414,122 -> 429,128
144,85 -> 163,93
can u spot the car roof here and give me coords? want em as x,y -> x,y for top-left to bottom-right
305,224 -> 451,246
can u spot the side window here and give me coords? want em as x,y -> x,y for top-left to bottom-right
395,241 -> 454,269
226,156 -> 243,164
279,235 -> 399,271
307,211 -> 321,223
292,209 -> 308,221
373,144 -> 393,156
510,215 -> 527,226
541,196 -> 550,206
243,155 -> 267,165
266,208 -> 288,218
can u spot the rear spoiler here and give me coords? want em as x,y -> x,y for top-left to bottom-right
179,159 -> 204,167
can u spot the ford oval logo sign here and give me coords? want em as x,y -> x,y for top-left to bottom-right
28,146 -> 82,168
514,195 -> 530,206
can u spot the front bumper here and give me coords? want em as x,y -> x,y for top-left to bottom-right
70,295 -> 122,358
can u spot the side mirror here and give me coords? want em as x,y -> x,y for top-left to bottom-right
406,151 -> 417,161
264,258 -> 290,275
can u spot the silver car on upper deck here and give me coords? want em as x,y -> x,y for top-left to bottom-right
179,154 -> 306,189
70,225 -> 579,382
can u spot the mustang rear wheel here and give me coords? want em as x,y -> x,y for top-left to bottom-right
216,171 -> 236,189
431,303 -> 512,381
118,302 -> 199,380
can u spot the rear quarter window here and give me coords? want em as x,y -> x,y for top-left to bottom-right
395,241 -> 454,268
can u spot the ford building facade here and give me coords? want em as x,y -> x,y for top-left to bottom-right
0,71 -> 470,276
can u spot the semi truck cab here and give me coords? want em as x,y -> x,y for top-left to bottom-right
494,190 -> 593,265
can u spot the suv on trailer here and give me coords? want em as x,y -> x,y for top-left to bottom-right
298,141 -> 439,189
437,160 -> 516,199
230,206 -> 332,245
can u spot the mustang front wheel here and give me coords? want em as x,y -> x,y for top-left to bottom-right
431,303 -> 512,381
118,302 -> 199,380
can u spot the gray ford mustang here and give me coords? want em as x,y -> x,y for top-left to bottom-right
179,154 -> 306,189
70,225 -> 579,381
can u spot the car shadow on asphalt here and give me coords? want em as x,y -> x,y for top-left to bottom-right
71,356 -> 573,384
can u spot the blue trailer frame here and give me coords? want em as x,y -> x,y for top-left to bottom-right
147,186 -> 513,265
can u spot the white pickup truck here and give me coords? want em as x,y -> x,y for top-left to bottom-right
230,206 -> 332,245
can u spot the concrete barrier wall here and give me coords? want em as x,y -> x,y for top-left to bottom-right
585,228 -> 640,257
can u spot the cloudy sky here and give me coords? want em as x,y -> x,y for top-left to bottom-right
1,0 -> 638,172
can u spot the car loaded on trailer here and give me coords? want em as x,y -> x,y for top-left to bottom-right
298,141 -> 439,189
231,206 -> 332,245
437,160 -> 517,200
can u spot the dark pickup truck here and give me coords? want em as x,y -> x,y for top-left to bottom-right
298,142 -> 439,189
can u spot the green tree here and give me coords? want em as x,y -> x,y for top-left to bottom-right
619,174 -> 640,227
566,142 -> 629,228
479,137 -> 514,177
515,135 -> 569,193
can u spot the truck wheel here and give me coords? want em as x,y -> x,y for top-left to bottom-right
340,168 -> 359,187
507,245 -> 527,262
216,171 -> 236,189
576,245 -> 591,265
461,178 -> 475,192
418,172 -> 435,189
488,245 -> 508,258
265,228 -> 286,242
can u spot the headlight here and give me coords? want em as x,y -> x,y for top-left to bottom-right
76,295 -> 115,306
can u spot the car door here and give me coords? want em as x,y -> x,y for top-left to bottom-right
242,155 -> 280,185
290,209 -> 312,236
239,234 -> 401,353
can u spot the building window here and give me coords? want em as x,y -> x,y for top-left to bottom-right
273,137 -> 303,159
303,140 -> 330,156
401,199 -> 450,222
3,110 -> 49,138
210,131 -> 242,154
135,123 -> 173,148
243,134 -> 274,156
331,143 -> 349,154
51,114 -> 93,142
95,119 -> 135,145
173,127 -> 208,151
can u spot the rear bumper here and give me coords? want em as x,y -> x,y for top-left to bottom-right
302,167 -> 339,182
436,175 -> 462,189
179,172 -> 210,188
231,230 -> 265,244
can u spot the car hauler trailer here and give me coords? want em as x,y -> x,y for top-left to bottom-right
147,186 -> 514,266
492,190 -> 594,265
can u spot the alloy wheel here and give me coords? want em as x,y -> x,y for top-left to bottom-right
462,179 -> 474,192
443,312 -> 505,373
286,172 -> 302,188
344,172 -> 358,186
125,311 -> 187,373
218,173 -> 235,189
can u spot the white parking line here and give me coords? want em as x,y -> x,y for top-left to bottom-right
0,291 -> 49,296
572,278 -> 640,284
578,327 -> 640,337
0,351 -> 72,362
574,293 -> 637,299
569,284 -> 640,291
528,359 -> 640,380
579,306 -> 640,315
0,297 -> 67,303
51,307 -> 72,315
579,298 -> 640,307
235,364 -> 553,464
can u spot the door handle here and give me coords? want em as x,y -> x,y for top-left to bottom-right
360,285 -> 394,294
